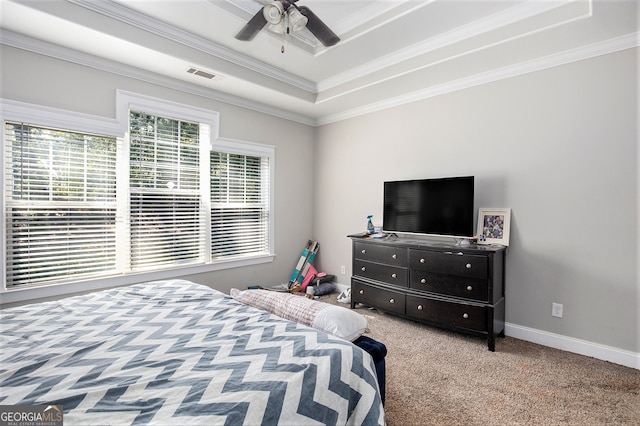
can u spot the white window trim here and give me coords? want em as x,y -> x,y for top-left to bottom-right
1,98 -> 122,136
1,95 -> 275,306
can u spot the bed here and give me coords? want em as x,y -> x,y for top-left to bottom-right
0,280 -> 385,425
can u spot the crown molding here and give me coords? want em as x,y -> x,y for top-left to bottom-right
317,32 -> 640,126
68,0 -> 316,93
0,30 -> 316,127
317,0 -> 588,93
2,23 -> 637,128
4,29 -> 637,127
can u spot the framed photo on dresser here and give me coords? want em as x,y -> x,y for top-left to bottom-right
477,208 -> 511,246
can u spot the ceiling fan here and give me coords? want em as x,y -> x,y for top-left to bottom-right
235,0 -> 340,47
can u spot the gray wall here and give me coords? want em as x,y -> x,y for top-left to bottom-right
313,48 -> 638,353
2,44 -> 638,357
0,46 -> 315,297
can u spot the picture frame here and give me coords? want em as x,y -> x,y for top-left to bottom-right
477,208 -> 511,246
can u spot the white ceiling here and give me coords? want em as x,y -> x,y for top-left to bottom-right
1,0 -> 637,125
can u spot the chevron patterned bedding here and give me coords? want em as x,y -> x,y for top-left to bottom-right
0,279 -> 385,425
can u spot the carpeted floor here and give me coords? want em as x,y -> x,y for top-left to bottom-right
320,294 -> 640,425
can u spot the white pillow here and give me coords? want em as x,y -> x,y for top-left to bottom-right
230,289 -> 369,341
312,304 -> 369,342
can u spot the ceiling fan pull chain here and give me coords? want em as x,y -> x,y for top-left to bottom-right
281,17 -> 286,53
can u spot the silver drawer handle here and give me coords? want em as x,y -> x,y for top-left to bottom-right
389,298 -> 395,304
467,285 -> 473,291
361,267 -> 366,272
466,263 -> 472,269
392,254 -> 397,259
417,305 -> 423,311
421,278 -> 427,284
420,258 -> 425,263
359,289 -> 364,295
362,249 -> 366,254
391,273 -> 397,278
463,313 -> 469,319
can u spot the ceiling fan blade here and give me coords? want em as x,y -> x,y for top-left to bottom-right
235,7 -> 268,41
297,6 -> 340,47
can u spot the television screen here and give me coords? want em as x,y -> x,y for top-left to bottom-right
383,176 -> 474,237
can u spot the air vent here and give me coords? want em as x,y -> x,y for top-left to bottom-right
186,67 -> 224,81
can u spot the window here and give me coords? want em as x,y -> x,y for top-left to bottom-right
4,122 -> 117,287
2,95 -> 274,295
129,111 -> 205,270
210,151 -> 271,259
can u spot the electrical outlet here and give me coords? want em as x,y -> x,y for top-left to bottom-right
340,265 -> 346,275
552,302 -> 563,318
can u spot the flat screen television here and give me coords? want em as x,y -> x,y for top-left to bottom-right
383,176 -> 475,238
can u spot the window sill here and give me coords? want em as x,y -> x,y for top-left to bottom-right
0,254 -> 276,307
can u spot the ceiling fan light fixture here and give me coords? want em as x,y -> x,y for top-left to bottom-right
263,1 -> 284,25
267,23 -> 286,34
288,7 -> 308,32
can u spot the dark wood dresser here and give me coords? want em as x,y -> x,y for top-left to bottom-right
349,236 -> 506,351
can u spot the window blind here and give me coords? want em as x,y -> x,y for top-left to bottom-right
3,98 -> 273,293
128,111 -> 205,270
4,122 -> 117,287
210,152 -> 270,258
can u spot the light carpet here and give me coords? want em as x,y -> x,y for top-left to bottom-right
320,294 -> 640,426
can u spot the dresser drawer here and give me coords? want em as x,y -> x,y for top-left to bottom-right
409,273 -> 488,302
351,279 -> 405,315
350,236 -> 505,351
406,295 -> 487,332
409,249 -> 488,279
354,241 -> 407,266
353,259 -> 408,287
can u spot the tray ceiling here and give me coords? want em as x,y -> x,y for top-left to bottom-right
1,0 -> 637,125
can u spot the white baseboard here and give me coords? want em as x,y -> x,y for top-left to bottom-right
336,281 -> 639,370
334,282 -> 350,293
505,323 -> 639,370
